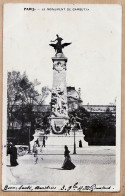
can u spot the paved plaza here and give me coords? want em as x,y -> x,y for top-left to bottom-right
6,146 -> 116,186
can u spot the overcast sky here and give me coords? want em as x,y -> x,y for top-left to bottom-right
3,4 -> 121,105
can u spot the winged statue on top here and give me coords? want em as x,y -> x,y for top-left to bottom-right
49,34 -> 72,54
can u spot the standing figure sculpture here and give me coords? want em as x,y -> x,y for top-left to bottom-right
50,34 -> 71,54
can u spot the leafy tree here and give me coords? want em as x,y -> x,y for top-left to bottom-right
7,71 -> 39,128
69,106 -> 116,146
85,112 -> 116,145
7,71 -> 50,144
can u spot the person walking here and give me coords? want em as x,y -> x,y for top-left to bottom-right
79,140 -> 82,148
33,141 -> 37,153
40,142 -> 43,160
34,144 -> 38,164
9,142 -> 18,166
36,138 -> 40,147
67,123 -> 71,135
42,136 -> 46,147
62,145 -> 75,170
63,124 -> 67,136
33,141 -> 39,164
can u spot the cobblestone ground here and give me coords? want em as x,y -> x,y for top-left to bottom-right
5,148 -> 116,186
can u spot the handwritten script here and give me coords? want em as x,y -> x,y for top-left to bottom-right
4,183 -> 112,192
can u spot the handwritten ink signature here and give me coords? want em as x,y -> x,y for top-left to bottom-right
4,183 -> 112,192
60,182 -> 111,192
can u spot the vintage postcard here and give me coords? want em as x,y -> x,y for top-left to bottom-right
2,3 -> 121,192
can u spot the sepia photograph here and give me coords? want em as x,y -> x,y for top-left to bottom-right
2,3 -> 121,192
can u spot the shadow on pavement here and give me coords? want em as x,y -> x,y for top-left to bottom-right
45,167 -> 63,170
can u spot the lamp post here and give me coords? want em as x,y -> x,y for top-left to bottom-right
70,115 -> 77,154
73,127 -> 76,154
27,122 -> 31,153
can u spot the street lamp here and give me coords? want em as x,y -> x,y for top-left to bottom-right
73,127 -> 76,154
71,115 -> 77,154
27,122 -> 31,153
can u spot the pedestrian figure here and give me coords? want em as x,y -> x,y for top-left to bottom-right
34,147 -> 38,164
40,142 -> 43,160
36,138 -> 40,147
65,127 -> 68,136
79,140 -> 82,148
9,142 -> 18,166
64,124 -> 68,136
42,136 -> 46,147
7,142 -> 13,156
67,123 -> 71,135
33,142 -> 38,164
62,145 -> 75,170
33,141 -> 37,154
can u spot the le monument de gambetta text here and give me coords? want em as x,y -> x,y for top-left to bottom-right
24,7 -> 90,12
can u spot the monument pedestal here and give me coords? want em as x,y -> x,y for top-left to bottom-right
50,53 -> 69,134
42,130 -> 88,154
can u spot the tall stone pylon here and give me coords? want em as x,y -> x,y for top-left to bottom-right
49,35 -> 71,134
50,53 -> 69,134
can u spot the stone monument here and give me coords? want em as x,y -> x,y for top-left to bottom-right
49,35 -> 71,134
